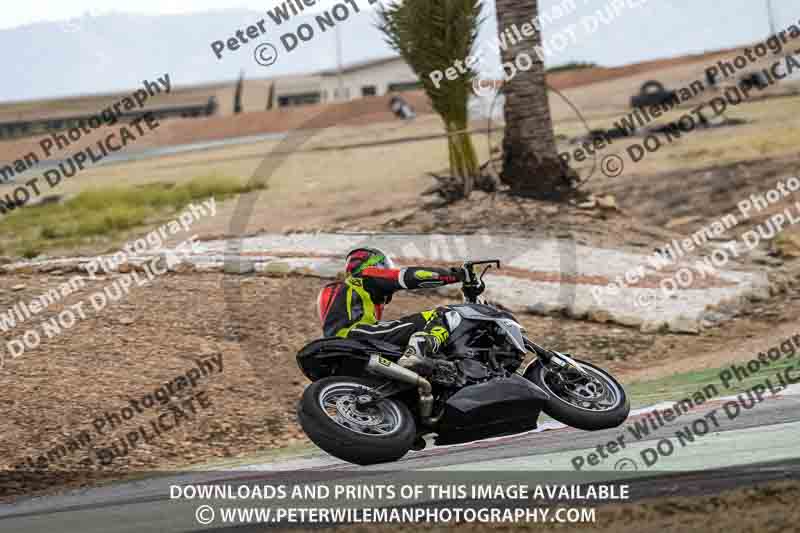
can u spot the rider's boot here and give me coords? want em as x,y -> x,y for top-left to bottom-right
397,332 -> 439,376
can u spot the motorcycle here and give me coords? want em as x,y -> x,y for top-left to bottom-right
296,259 -> 630,465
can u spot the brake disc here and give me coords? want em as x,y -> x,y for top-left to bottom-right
335,397 -> 384,428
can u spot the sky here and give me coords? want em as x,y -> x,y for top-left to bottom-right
0,1 -> 796,102
2,0 -> 791,32
0,0 -> 349,30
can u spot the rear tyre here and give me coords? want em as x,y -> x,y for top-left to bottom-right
525,358 -> 629,430
297,376 -> 416,465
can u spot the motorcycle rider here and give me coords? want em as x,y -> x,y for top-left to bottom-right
317,247 -> 473,375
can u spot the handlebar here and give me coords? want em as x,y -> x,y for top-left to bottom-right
461,259 -> 501,284
460,259 -> 501,303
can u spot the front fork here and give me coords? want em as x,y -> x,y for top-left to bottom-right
521,339 -> 588,376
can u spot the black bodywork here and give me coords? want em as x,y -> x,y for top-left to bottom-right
296,303 -> 549,445
297,337 -> 404,381
434,373 -> 545,445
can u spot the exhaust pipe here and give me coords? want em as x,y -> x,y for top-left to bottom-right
366,355 -> 434,420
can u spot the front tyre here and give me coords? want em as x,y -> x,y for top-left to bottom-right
525,358 -> 629,430
297,377 -> 416,465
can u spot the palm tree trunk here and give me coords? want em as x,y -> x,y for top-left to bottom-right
495,0 -> 579,201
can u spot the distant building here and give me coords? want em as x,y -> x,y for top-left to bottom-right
270,56 -> 421,108
0,97 -> 218,141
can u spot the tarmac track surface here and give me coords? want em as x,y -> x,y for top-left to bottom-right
2,392 -> 800,532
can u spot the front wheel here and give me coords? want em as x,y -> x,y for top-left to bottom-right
297,377 -> 417,465
525,358 -> 629,430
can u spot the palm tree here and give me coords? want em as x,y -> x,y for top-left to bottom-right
379,0 -> 483,198
495,0 -> 578,200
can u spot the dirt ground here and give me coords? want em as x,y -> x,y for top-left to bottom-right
3,94 -> 800,501
2,43 -> 800,523
1,251 -> 798,499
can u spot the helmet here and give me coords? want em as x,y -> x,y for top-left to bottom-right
345,247 -> 394,275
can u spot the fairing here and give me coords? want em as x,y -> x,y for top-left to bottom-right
435,374 -> 549,445
450,304 -> 527,352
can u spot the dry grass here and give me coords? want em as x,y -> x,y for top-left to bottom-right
0,175 -> 263,258
560,92 -> 800,191
0,80 -> 796,248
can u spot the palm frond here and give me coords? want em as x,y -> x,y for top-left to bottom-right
377,0 -> 483,188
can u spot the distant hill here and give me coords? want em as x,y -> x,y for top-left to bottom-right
0,8 -> 397,102
0,1 -> 786,103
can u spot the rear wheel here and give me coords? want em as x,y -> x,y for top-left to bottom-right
297,377 -> 416,465
525,358 -> 629,430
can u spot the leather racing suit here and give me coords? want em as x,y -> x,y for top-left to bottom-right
317,266 -> 465,365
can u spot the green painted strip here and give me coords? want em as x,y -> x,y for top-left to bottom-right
426,420 -> 800,474
626,357 -> 800,408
